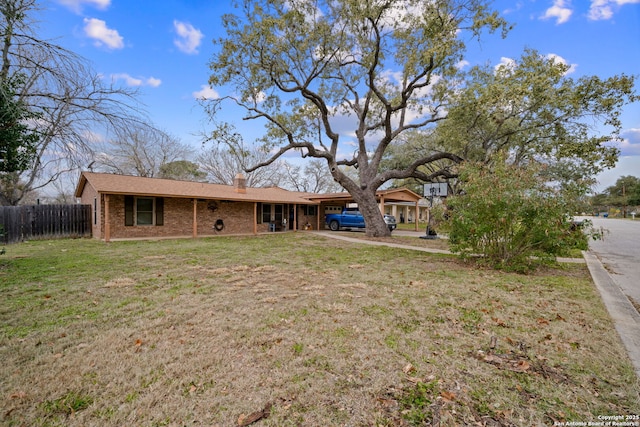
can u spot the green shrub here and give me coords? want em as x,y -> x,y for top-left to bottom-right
447,161 -> 587,272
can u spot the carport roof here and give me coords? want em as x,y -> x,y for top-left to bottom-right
306,188 -> 423,203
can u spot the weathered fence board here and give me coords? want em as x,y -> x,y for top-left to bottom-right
0,204 -> 91,244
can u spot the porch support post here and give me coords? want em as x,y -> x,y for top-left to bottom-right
253,202 -> 257,235
317,203 -> 322,230
294,204 -> 297,231
192,199 -> 198,238
104,193 -> 111,243
415,200 -> 419,231
378,195 -> 385,215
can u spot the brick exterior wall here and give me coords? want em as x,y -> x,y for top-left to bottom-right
78,180 -> 320,239
295,207 -> 318,230
103,196 -> 264,239
79,192 -> 319,240
79,184 -> 101,239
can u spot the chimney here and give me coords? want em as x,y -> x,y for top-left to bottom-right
233,173 -> 247,193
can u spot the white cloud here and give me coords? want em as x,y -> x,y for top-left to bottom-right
56,0 -> 110,13
541,0 -> 573,24
456,60 -> 470,70
545,53 -> 578,74
146,77 -> 162,88
83,18 -> 124,50
619,128 -> 640,156
82,130 -> 106,144
284,0 -> 324,24
589,0 -> 614,19
588,0 -> 640,20
193,85 -> 219,100
111,73 -> 162,88
495,54 -> 577,76
173,21 -> 204,55
494,57 -> 517,74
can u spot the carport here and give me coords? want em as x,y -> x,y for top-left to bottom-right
305,188 -> 423,231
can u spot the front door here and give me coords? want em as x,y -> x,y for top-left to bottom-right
274,204 -> 284,227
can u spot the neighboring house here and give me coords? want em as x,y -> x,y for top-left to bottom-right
384,198 -> 446,225
74,172 -> 423,241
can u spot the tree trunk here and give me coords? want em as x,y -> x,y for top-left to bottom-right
355,189 -> 391,237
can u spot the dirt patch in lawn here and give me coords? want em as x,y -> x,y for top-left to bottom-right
0,234 -> 638,426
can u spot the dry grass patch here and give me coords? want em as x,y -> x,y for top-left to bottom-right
0,233 -> 638,426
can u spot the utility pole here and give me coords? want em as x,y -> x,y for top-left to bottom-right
623,183 -> 627,219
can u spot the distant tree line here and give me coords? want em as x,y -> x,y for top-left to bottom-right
592,176 -> 640,217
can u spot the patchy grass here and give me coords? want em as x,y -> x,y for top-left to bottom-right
0,233 -> 638,426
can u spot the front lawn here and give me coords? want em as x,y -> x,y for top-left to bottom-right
1,233 -> 638,426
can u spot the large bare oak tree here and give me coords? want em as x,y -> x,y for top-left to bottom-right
206,0 -> 507,236
0,0 -> 149,205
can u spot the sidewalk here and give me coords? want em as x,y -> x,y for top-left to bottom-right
312,230 -> 451,254
312,230 -> 640,378
312,230 -> 584,261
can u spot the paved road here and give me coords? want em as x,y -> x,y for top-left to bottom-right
582,216 -> 640,305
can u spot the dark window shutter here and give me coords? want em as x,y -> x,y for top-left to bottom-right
125,196 -> 134,226
256,202 -> 262,224
156,197 -> 164,226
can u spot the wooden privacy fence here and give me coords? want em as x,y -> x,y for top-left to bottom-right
0,204 -> 91,244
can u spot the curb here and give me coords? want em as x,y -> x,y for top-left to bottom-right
583,251 -> 640,378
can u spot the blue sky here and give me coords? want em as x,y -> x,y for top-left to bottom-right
38,0 -> 640,192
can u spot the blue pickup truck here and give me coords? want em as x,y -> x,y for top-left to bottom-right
325,208 -> 397,232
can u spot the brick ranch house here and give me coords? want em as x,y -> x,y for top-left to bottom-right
75,172 -> 423,242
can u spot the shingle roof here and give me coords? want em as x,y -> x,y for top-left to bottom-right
75,172 -> 317,204
305,187 -> 422,203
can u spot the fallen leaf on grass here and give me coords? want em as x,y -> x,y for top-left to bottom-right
376,397 -> 398,409
537,318 -> 549,325
513,360 -> 530,372
237,402 -> 272,426
440,391 -> 456,402
482,354 -> 503,365
475,350 -> 533,373
402,363 -> 415,374
492,317 -> 507,327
